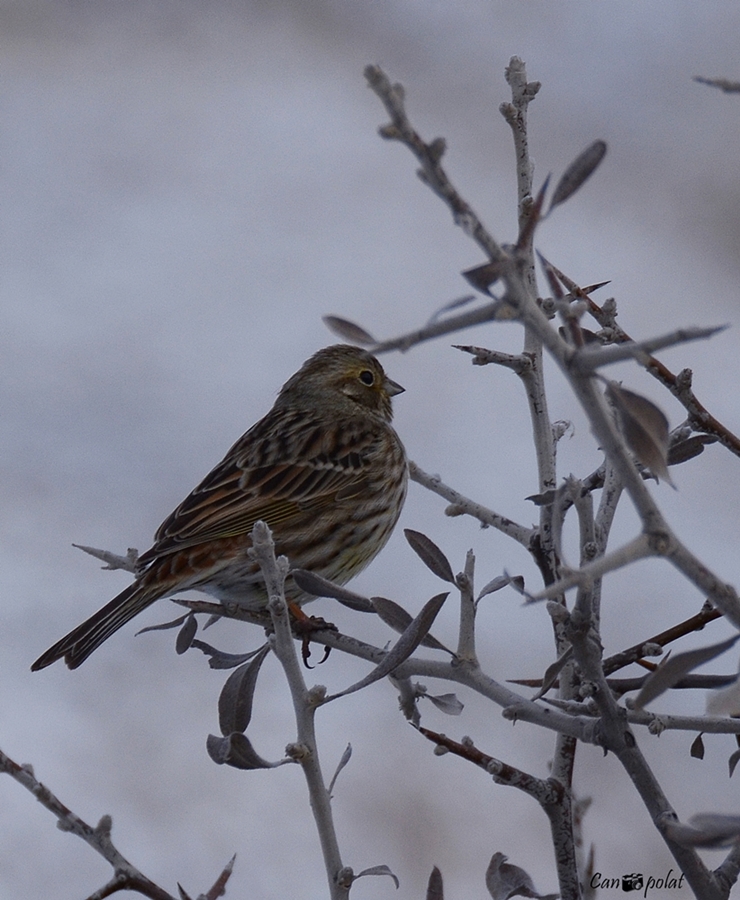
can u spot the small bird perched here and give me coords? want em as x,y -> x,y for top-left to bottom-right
32,345 -> 408,670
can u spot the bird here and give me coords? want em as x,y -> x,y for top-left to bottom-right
32,344 -> 408,670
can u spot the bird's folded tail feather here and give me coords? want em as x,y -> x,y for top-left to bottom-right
31,582 -> 163,671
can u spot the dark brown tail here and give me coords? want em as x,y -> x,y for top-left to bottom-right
31,581 -> 163,670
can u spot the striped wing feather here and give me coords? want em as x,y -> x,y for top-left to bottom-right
138,411 -> 382,563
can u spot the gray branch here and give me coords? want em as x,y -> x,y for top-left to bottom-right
571,325 -> 727,373
364,64 -> 505,264
0,748 -> 233,899
371,299 -> 506,353
409,461 -> 535,546
249,522 -> 352,900
694,76 -> 740,93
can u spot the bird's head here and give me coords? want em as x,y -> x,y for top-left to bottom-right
278,344 -> 404,421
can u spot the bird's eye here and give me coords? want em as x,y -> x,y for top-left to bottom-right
359,369 -> 375,386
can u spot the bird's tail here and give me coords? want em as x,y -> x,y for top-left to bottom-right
31,581 -> 164,670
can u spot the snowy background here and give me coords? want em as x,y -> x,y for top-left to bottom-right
2,2 -> 740,897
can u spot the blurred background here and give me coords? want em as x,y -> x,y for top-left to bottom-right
2,1 -> 740,897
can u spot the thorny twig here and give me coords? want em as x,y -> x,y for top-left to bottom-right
365,59 -> 740,899
0,747 -> 234,900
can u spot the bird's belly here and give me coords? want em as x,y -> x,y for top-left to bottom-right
192,561 -> 269,611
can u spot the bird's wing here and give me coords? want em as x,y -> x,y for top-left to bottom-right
138,409 -> 384,563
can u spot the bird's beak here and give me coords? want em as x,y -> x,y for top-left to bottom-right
385,377 -> 405,397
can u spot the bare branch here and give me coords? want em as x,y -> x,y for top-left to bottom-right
529,534 -> 653,602
629,711 -> 740,737
249,522 -> 350,900
571,325 -> 728,372
0,747 -> 226,900
409,461 -> 536,546
454,343 -> 532,373
456,550 -> 477,664
541,258 -> 740,457
370,298 -> 506,353
694,75 -> 740,93
499,56 -> 540,231
73,543 -> 138,573
364,64 -> 505,263
603,601 -> 721,676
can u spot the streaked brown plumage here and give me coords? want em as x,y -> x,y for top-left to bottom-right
32,345 -> 407,670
